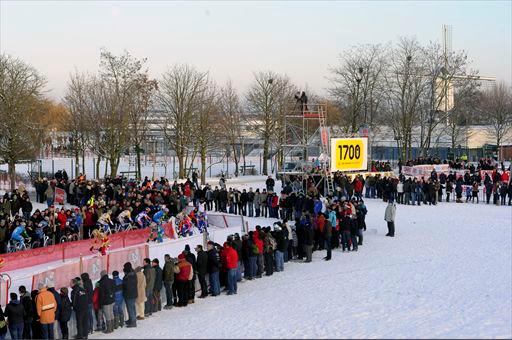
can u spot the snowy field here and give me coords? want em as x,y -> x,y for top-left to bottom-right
86,196 -> 511,338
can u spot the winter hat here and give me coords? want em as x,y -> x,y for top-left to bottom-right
112,271 -> 119,277
207,241 -> 214,246
100,270 -> 108,277
184,244 -> 191,252
123,262 -> 133,273
178,253 -> 185,260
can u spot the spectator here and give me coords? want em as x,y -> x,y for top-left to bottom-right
122,262 -> 138,328
5,292 -> 24,340
35,283 -> 57,339
58,288 -> 71,340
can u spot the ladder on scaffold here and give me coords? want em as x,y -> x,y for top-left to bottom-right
317,105 -> 335,195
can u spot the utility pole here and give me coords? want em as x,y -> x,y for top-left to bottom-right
152,139 -> 157,181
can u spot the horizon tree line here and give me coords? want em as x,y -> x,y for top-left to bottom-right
1,36 -> 511,189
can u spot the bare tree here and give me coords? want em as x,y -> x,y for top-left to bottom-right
97,49 -> 152,177
246,71 -> 292,175
383,37 -> 428,160
329,44 -> 388,133
194,83 -> 221,184
156,64 -> 208,178
480,82 -> 512,149
219,81 -> 244,176
0,54 -> 46,189
127,74 -> 158,180
416,42 -> 479,156
63,71 -> 93,176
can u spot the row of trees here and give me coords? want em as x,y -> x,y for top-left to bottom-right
1,37 -> 511,189
328,37 -> 512,160
62,51 -> 297,184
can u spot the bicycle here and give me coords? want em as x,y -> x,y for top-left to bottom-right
59,228 -> 80,243
114,221 -> 136,233
89,222 -> 113,239
32,233 -> 54,248
7,238 -> 31,253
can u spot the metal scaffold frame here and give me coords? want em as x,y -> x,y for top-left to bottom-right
279,101 -> 333,195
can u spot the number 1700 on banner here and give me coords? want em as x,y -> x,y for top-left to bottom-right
330,138 -> 368,172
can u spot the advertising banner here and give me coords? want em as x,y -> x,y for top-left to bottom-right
330,138 -> 368,172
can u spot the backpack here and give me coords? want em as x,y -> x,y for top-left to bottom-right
251,244 -> 259,255
268,236 -> 277,252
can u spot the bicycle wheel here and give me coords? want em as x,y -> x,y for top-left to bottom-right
45,238 -> 54,247
70,234 -> 79,242
60,236 -> 68,244
7,243 -> 15,253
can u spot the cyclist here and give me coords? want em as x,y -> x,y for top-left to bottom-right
135,208 -> 151,229
10,222 -> 30,249
117,208 -> 133,228
97,210 -> 113,233
152,207 -> 168,225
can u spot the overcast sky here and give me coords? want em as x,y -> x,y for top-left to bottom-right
1,0 -> 511,100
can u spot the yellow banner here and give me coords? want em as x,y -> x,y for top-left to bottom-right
330,138 -> 368,171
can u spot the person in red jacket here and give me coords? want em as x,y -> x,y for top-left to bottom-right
83,206 -> 97,240
224,242 -> 239,295
92,282 -> 105,331
354,177 -> 364,199
176,253 -> 193,307
252,228 -> 264,278
56,208 -> 67,243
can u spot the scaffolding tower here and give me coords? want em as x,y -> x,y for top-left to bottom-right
279,101 -> 334,195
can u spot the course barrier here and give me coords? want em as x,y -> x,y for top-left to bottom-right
2,223 -> 177,273
31,244 -> 148,291
1,209 -> 253,328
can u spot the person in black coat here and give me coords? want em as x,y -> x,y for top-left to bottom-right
98,271 -> 115,334
5,293 -> 24,340
0,306 -> 7,339
151,259 -> 163,313
195,245 -> 208,298
80,272 -> 94,334
30,290 -> 41,340
303,223 -> 314,263
122,262 -> 138,328
59,288 -> 72,339
70,277 -> 89,340
207,242 -> 221,296
18,286 -> 33,339
183,245 -> 196,303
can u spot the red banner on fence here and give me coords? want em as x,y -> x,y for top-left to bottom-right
82,256 -> 108,282
55,188 -> 66,204
32,261 -> 80,291
108,245 -> 147,273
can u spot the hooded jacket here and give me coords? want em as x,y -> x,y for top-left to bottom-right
80,273 -> 93,304
5,299 -> 24,325
36,287 -> 57,324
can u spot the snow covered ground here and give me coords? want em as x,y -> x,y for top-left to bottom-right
87,198 -> 512,339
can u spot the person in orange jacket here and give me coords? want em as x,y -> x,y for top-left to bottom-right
35,284 -> 57,339
175,253 -> 193,307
